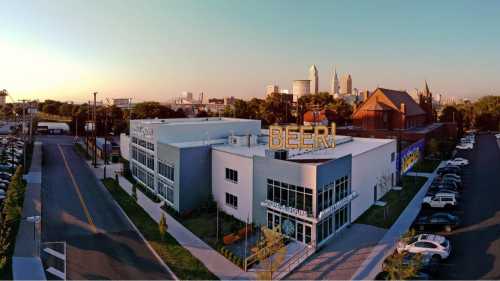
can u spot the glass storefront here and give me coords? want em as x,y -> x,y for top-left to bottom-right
267,210 -> 313,245
266,179 -> 313,216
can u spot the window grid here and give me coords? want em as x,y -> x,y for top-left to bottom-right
225,193 -> 238,209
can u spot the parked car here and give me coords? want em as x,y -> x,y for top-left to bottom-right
397,234 -> 451,260
446,158 -> 469,166
422,194 -> 458,209
427,188 -> 460,198
495,133 -> 500,139
381,252 -> 439,277
437,166 -> 462,176
456,143 -> 473,150
413,212 -> 460,232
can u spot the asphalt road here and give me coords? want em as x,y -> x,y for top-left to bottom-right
435,134 -> 500,279
40,136 -> 172,280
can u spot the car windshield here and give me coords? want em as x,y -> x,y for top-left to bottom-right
441,240 -> 448,247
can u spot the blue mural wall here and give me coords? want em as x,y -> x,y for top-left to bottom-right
397,138 -> 425,175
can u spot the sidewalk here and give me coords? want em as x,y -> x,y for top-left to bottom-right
12,141 -> 46,280
351,161 -> 445,280
87,160 -> 256,280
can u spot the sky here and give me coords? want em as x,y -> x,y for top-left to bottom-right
1,0 -> 500,103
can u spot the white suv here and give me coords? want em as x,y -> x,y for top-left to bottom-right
422,194 -> 458,208
397,234 -> 451,260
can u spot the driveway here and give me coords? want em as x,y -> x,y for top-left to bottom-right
435,133 -> 500,279
40,136 -> 173,279
287,224 -> 386,280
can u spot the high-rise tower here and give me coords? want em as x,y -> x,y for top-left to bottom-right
309,65 -> 319,94
340,74 -> 352,95
331,68 -> 340,96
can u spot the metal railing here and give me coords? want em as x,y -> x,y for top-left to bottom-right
274,241 -> 316,280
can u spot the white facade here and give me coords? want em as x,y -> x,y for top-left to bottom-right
212,148 -> 254,222
350,140 -> 396,220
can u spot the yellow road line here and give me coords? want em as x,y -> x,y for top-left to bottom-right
58,144 -> 97,233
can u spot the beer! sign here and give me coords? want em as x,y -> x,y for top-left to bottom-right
269,124 -> 336,150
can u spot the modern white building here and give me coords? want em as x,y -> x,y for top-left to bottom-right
125,117 -> 397,249
211,131 -> 396,247
128,117 -> 261,214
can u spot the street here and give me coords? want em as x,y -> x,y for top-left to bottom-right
436,134 -> 500,279
40,136 -> 172,280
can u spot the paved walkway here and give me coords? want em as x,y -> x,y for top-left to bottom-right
87,160 -> 256,280
287,224 -> 386,280
13,141 -> 46,280
351,161 -> 445,280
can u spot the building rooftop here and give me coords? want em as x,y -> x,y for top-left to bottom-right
132,117 -> 257,126
213,135 -> 395,164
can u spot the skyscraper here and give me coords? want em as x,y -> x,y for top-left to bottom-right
331,68 -> 340,96
309,65 -> 318,94
266,85 -> 279,96
340,74 -> 352,95
293,80 -> 311,97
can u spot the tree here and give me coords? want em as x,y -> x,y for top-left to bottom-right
383,251 -> 422,280
255,226 -> 287,280
58,103 -> 74,116
158,213 -> 168,241
132,102 -> 176,119
42,103 -> 59,115
426,138 -> 439,158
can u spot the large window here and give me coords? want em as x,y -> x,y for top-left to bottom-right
317,205 -> 349,243
335,176 -> 349,203
158,178 -> 174,204
131,162 -> 155,190
317,175 -> 349,213
158,162 -> 174,182
225,168 -> 238,183
225,193 -> 238,209
131,146 -> 154,170
266,179 -> 313,216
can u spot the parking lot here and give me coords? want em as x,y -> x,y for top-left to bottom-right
375,133 -> 500,279
0,135 -> 24,200
432,133 -> 500,279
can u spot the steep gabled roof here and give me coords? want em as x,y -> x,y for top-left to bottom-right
376,88 -> 426,116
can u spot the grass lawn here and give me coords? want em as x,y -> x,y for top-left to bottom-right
411,159 -> 441,173
102,178 -> 218,280
355,176 -> 428,229
181,210 -> 245,249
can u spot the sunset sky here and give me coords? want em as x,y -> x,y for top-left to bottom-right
1,0 -> 500,103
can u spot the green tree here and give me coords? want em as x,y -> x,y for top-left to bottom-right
158,213 -> 168,241
383,251 -> 422,280
132,102 -> 176,119
255,226 -> 287,280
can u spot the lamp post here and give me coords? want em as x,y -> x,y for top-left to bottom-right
93,92 -> 97,168
25,215 -> 41,257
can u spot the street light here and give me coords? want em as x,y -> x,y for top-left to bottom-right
24,215 -> 41,257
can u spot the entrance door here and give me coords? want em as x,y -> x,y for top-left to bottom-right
297,223 -> 304,242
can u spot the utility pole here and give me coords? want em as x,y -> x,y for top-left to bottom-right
103,106 -> 108,179
93,92 -> 97,168
87,100 -> 91,155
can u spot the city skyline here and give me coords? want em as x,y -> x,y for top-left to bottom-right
1,0 -> 500,103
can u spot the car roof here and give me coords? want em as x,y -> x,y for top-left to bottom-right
418,234 -> 446,243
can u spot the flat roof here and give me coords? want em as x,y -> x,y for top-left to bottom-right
131,117 -> 258,126
212,135 -> 395,163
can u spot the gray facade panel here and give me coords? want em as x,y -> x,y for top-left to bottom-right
156,143 -> 181,210
316,155 -> 352,193
178,146 -> 212,214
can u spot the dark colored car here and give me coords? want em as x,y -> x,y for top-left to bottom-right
413,212 -> 460,232
437,166 -> 462,176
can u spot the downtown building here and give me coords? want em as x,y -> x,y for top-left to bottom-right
124,117 -> 396,249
